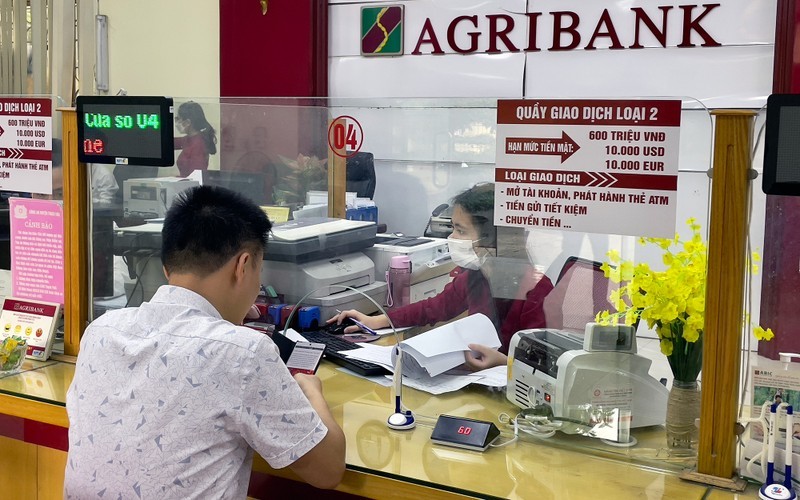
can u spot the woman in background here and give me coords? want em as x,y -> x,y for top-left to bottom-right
329,183 -> 554,369
174,101 -> 217,177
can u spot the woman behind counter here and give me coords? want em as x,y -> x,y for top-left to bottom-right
174,101 -> 217,177
330,183 -> 554,370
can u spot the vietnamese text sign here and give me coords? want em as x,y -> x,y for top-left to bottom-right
0,98 -> 53,195
9,198 -> 64,305
494,99 -> 681,237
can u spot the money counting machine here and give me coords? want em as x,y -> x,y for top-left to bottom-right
507,324 -> 668,432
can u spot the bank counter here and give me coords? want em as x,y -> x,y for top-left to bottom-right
0,355 -> 761,499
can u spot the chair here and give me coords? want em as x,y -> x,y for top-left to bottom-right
542,256 -> 618,334
346,151 -> 376,199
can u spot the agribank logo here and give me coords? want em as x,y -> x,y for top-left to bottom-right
360,4 -> 724,57
361,5 -> 404,56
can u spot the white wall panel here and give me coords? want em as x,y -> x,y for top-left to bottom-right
330,53 -> 524,98
522,45 -> 774,108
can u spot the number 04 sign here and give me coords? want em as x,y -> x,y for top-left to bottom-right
328,115 -> 364,158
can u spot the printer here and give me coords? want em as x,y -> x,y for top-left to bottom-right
362,234 -> 454,304
507,324 -> 668,432
123,177 -> 199,218
261,218 -> 387,319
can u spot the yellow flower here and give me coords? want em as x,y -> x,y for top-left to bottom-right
596,219 -> 773,383
660,339 -> 674,356
754,326 -> 775,341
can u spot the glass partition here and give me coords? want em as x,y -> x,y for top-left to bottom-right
82,96 -> 773,483
0,94 -> 66,356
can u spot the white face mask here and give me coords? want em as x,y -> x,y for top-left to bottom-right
447,236 -> 482,270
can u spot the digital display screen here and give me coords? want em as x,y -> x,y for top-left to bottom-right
76,96 -> 174,166
764,94 -> 800,196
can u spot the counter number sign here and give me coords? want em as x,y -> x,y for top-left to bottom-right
328,115 -> 363,158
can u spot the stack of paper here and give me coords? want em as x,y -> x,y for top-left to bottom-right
390,313 -> 501,379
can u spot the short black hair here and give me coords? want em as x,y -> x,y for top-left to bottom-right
161,185 -> 272,276
452,182 -> 496,247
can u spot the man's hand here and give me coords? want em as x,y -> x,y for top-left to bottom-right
464,343 -> 508,371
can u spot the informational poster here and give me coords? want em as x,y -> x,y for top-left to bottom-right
9,198 -> 64,305
0,297 -> 60,361
0,97 -> 53,195
741,367 -> 800,486
494,99 -> 681,238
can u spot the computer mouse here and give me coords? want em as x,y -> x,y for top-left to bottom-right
326,317 -> 357,335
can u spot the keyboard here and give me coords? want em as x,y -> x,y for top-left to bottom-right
300,330 -> 389,377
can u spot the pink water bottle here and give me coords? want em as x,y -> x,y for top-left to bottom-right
386,255 -> 411,309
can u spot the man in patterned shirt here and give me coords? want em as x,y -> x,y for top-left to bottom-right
65,185 -> 345,498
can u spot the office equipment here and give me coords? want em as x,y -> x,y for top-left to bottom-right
763,94 -> 800,196
424,204 -> 453,238
202,170 -> 267,205
299,330 -> 388,376
363,234 -> 454,304
122,177 -> 199,218
262,218 -> 386,318
77,96 -> 174,166
431,415 -> 500,451
265,217 -> 377,263
507,324 -> 668,432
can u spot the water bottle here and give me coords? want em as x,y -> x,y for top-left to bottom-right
386,255 -> 411,309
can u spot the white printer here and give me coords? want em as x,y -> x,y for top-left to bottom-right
507,324 -> 668,432
261,218 -> 387,318
123,177 -> 199,218
362,234 -> 454,304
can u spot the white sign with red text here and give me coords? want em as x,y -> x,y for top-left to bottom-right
0,98 -> 53,195
494,99 -> 681,238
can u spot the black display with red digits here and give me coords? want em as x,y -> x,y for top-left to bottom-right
430,414 -> 500,451
76,96 -> 174,166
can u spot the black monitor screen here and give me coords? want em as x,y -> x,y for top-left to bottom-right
76,96 -> 174,166
763,94 -> 800,196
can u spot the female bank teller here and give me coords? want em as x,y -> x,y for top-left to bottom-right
329,183 -> 554,370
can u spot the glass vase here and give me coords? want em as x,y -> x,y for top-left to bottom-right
665,379 -> 701,453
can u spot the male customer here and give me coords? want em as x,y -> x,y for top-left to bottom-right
65,185 -> 345,498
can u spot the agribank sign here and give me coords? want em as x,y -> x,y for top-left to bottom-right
362,4 -> 722,56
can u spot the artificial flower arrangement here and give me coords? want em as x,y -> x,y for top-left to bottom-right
273,153 -> 328,206
595,218 -> 774,384
0,335 -> 27,372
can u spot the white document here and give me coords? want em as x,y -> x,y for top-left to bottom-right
470,366 -> 508,387
391,313 -> 501,379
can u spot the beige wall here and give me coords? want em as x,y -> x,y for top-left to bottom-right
81,0 -> 221,170
98,0 -> 219,97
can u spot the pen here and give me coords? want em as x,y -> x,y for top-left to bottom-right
335,310 -> 379,336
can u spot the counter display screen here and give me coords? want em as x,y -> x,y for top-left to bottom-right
76,96 -> 174,166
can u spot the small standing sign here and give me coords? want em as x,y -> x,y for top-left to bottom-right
0,297 -> 61,361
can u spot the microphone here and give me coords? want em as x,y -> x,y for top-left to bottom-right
387,344 -> 416,430
280,284 -> 415,431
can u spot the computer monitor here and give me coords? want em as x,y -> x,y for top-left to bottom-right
763,94 -> 800,196
202,170 -> 267,205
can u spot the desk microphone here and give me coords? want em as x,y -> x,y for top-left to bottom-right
387,345 -> 416,431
